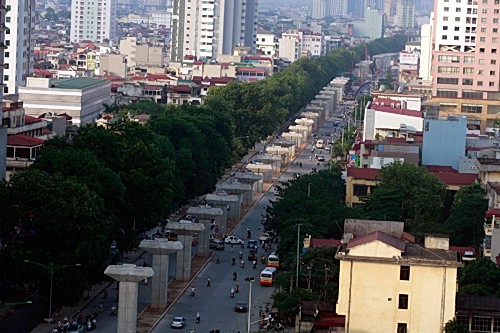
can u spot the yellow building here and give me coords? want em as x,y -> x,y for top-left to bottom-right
336,220 -> 461,333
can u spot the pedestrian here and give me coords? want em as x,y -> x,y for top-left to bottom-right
207,276 -> 211,287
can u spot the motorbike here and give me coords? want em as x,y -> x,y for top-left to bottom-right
240,260 -> 245,268
233,272 -> 237,281
261,256 -> 266,264
239,252 -> 243,259
191,288 -> 195,297
195,314 -> 200,324
252,261 -> 257,269
231,257 -> 236,266
230,290 -> 235,298
110,306 -> 117,316
235,284 -> 239,293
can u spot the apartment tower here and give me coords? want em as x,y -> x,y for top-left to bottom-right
0,0 -> 6,179
4,0 -> 35,95
170,0 -> 258,62
330,0 -> 348,16
431,0 -> 500,131
312,0 -> 329,19
70,0 -> 117,43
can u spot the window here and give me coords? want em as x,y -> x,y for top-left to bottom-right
397,323 -> 407,333
482,18 -> 488,23
464,68 -> 474,74
444,7 -> 449,11
496,19 -> 500,23
490,82 -> 496,86
456,7 -> 461,12
481,27 -> 487,32
442,35 -> 448,40
5,17 -> 10,23
461,104 -> 483,113
472,316 -> 491,332
463,78 -> 474,85
454,36 -> 460,40
480,48 -> 486,53
398,294 -> 409,309
491,71 -> 496,75
495,28 -> 499,33
463,90 -> 483,99
3,75 -> 8,81
479,59 -> 485,64
443,26 -> 449,30
444,16 -> 449,21
494,38 -> 499,43
353,185 -> 368,196
478,81 -> 483,86
400,266 -> 410,280
479,70 -> 484,75
480,37 -> 486,42
455,17 -> 461,21
437,89 -> 459,97
464,56 -> 475,63
454,26 -> 460,31
438,55 -> 460,63
438,77 -> 459,84
438,66 -> 459,73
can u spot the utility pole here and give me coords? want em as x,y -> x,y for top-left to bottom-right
307,183 -> 311,197
296,223 -> 302,288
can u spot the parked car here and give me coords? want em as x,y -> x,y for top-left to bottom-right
247,239 -> 258,250
235,301 -> 248,312
171,317 -> 186,328
259,233 -> 271,243
225,235 -> 244,245
317,156 -> 325,162
209,239 -> 225,250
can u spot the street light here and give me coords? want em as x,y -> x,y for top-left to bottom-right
245,277 -> 255,333
24,260 -> 81,323
296,223 -> 302,288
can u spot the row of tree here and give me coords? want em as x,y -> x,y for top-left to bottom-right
0,34 -> 410,305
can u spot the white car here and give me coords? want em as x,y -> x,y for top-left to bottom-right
225,235 -> 244,245
259,233 -> 271,242
171,317 -> 186,328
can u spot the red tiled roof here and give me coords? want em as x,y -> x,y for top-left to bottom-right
347,230 -> 406,251
168,85 -> 191,93
486,208 -> 500,217
148,74 -> 169,80
192,76 -> 203,84
371,104 -> 423,118
210,77 -> 235,84
7,134 -> 45,147
24,115 -> 42,124
245,55 -> 272,62
310,238 -> 341,248
313,315 -> 345,328
402,232 -> 415,243
346,167 -> 378,180
58,113 -> 73,120
193,60 -> 204,65
184,55 -> 196,60
449,246 -> 476,256
433,172 -> 476,186
424,165 -> 457,173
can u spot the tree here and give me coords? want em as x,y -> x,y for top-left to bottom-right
3,169 -> 115,304
272,288 -> 318,323
361,162 -> 446,230
444,318 -> 470,333
458,258 -> 500,297
444,184 -> 487,246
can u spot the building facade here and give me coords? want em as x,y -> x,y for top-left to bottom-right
256,31 -> 277,56
312,0 -> 329,19
336,223 -> 461,333
18,77 -> 111,126
278,30 -> 302,63
431,0 -> 500,131
395,0 -> 415,28
4,0 -> 35,95
330,0 -> 347,16
352,7 -> 385,40
0,0 -> 6,179
70,0 -> 117,43
170,0 -> 257,62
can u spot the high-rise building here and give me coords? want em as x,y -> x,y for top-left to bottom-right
395,0 -> 415,28
419,12 -> 433,81
348,0 -> 366,18
4,0 -> 35,95
353,7 -> 385,40
0,0 -> 6,179
312,0 -> 329,19
330,0 -> 347,16
431,0 -> 500,130
170,0 -> 257,62
70,0 -> 117,43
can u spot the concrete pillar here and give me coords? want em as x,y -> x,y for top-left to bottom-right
204,191 -> 239,233
234,172 -> 264,193
166,222 -> 205,281
187,205 -> 223,257
216,181 -> 252,206
139,239 -> 183,308
104,264 -> 154,333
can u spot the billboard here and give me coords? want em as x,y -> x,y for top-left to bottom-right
399,52 -> 419,66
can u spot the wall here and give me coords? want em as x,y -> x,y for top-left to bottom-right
337,260 -> 457,333
422,117 -> 466,170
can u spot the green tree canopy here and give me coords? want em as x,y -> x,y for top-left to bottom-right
361,162 -> 446,230
444,318 -> 470,333
444,184 -> 487,246
458,258 -> 500,297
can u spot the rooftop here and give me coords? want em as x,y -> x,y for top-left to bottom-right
7,134 -> 45,147
50,77 -> 106,89
347,230 -> 406,251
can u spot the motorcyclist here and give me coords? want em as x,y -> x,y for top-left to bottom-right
232,257 -> 236,265
230,287 -> 235,297
191,287 -> 195,296
240,260 -> 245,268
196,312 -> 201,323
235,283 -> 240,293
233,271 -> 238,280
239,251 -> 243,259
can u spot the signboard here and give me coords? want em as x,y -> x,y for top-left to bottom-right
399,52 -> 419,65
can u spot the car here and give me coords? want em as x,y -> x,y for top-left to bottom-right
171,317 -> 186,328
247,239 -> 258,250
68,323 -> 85,333
225,235 -> 244,245
325,146 -> 331,152
259,233 -> 271,242
209,238 -> 225,250
317,156 -> 325,162
235,301 -> 248,312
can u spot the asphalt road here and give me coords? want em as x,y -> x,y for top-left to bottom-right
151,109 -> 343,333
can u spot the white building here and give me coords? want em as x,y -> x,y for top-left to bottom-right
302,33 -> 323,57
170,0 -> 257,62
312,0 -> 329,19
419,12 -> 433,81
4,0 -> 35,95
18,77 -> 111,126
256,31 -> 277,56
330,0 -> 347,16
353,7 -> 385,41
70,0 -> 117,43
278,30 -> 302,63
